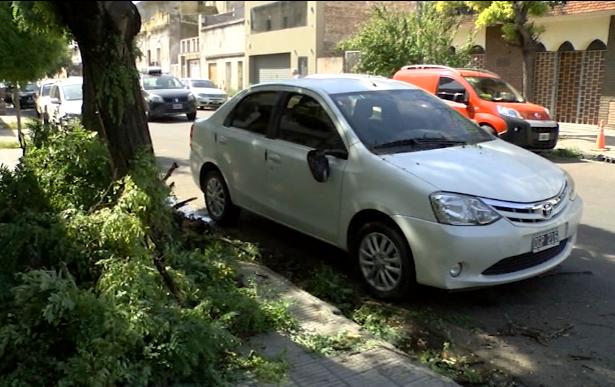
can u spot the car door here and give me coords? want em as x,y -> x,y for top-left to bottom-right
216,90 -> 280,215
48,85 -> 61,124
265,92 -> 348,243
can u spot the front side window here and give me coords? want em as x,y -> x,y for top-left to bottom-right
62,84 -> 83,101
142,75 -> 185,90
50,86 -> 60,100
251,1 -> 307,33
227,91 -> 278,134
464,76 -> 524,103
436,77 -> 467,103
276,94 -> 345,150
331,89 -> 492,154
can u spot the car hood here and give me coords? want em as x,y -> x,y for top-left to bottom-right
145,89 -> 192,98
63,100 -> 82,115
381,139 -> 565,202
191,87 -> 225,95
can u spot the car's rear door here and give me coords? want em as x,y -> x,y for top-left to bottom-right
265,91 -> 348,243
215,90 -> 281,214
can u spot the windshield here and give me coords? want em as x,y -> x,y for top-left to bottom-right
143,75 -> 185,90
22,83 -> 37,92
42,84 -> 52,96
464,76 -> 524,103
331,89 -> 492,154
62,84 -> 83,101
190,79 -> 216,88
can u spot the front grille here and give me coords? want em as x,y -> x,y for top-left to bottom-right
482,238 -> 569,275
482,183 -> 569,224
163,96 -> 187,103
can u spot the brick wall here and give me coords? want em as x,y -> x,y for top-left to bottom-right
533,52 -> 558,113
321,1 -> 416,57
484,26 -> 524,91
470,53 -> 485,68
555,52 -> 583,123
578,51 -> 605,124
599,16 -> 615,128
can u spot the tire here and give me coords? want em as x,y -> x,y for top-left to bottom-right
353,222 -> 416,300
203,169 -> 240,225
43,112 -> 49,125
187,111 -> 197,121
481,124 -> 498,137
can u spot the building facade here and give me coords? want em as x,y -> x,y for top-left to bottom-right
453,1 -> 615,126
244,1 -> 416,84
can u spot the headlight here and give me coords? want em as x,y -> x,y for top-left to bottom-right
496,105 -> 522,119
187,93 -> 196,101
147,93 -> 163,102
430,192 -> 501,226
564,171 -> 576,201
544,108 -> 551,117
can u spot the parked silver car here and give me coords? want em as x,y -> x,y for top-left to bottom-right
190,76 -> 582,299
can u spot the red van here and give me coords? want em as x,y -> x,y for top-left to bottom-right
393,65 -> 558,149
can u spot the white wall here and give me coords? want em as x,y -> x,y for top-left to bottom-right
536,13 -> 610,51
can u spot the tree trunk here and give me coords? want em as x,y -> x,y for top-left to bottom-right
522,44 -> 537,102
53,1 -> 152,177
12,87 -> 25,152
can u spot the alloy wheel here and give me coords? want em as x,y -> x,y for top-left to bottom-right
358,232 -> 403,292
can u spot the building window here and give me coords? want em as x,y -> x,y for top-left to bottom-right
147,50 -> 152,66
251,1 -> 307,33
226,62 -> 232,91
238,61 -> 244,90
298,56 -> 308,76
156,48 -> 161,65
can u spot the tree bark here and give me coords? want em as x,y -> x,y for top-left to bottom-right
521,44 -> 537,102
12,87 -> 25,152
53,1 -> 152,177
512,1 -> 537,101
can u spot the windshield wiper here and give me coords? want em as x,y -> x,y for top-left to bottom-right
372,137 -> 466,151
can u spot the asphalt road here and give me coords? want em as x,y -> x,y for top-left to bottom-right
150,114 -> 615,387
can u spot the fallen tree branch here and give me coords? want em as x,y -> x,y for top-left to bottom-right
162,162 -> 179,182
172,197 -> 197,209
89,168 -> 118,213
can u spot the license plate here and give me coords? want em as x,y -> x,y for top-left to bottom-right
532,229 -> 559,253
172,103 -> 183,109
538,132 -> 550,141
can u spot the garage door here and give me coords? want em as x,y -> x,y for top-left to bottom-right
251,53 -> 291,83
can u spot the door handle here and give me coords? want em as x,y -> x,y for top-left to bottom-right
268,153 -> 281,163
218,134 -> 228,144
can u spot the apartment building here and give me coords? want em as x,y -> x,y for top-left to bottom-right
245,1 -> 416,84
452,1 -> 615,126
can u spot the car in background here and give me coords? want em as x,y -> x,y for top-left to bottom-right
180,78 -> 227,110
141,68 -> 197,121
189,76 -> 582,300
393,65 -> 558,149
48,77 -> 83,127
36,80 -> 56,123
3,82 -> 37,109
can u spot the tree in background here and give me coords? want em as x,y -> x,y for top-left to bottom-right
339,2 -> 474,77
13,1 -> 152,176
436,1 -> 566,101
0,2 -> 69,150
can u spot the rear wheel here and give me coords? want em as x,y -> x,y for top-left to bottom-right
354,222 -> 416,300
203,169 -> 240,225
187,111 -> 197,121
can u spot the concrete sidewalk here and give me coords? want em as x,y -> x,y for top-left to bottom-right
556,122 -> 615,159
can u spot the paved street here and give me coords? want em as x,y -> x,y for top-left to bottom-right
151,116 -> 615,387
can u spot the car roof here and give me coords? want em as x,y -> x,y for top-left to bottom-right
251,76 -> 418,95
54,77 -> 83,86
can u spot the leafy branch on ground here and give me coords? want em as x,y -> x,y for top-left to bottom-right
0,120 -> 292,385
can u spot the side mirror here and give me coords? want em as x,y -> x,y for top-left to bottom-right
51,97 -> 61,105
307,149 -> 330,183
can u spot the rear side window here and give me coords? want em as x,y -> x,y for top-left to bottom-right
436,77 -> 467,102
276,94 -> 345,150
226,91 -> 278,135
41,84 -> 52,97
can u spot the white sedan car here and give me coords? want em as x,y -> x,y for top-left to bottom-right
190,76 -> 582,299
181,78 -> 227,109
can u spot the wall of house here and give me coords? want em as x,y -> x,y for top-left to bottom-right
536,13 -> 610,51
200,20 -> 245,91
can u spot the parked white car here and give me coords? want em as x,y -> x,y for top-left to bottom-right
181,78 -> 227,109
35,79 -> 56,123
189,75 -> 583,299
48,77 -> 83,126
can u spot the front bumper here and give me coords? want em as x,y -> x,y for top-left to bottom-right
148,100 -> 196,117
501,116 -> 559,149
393,195 -> 583,290
197,96 -> 226,108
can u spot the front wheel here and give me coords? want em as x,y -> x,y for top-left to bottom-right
203,170 -> 240,225
481,124 -> 498,137
354,222 -> 416,300
187,111 -> 197,121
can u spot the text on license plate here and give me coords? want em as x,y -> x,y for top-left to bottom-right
172,103 -> 183,109
538,133 -> 550,141
532,229 -> 559,253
